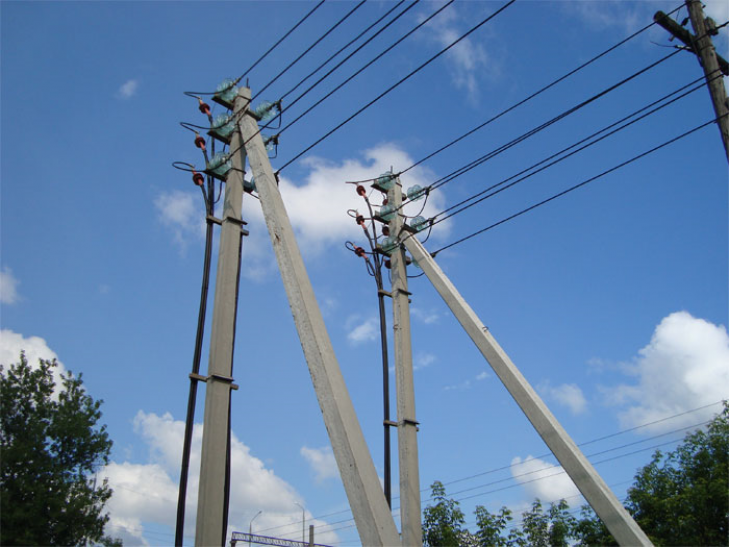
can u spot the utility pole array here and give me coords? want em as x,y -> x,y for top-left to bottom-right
655,0 -> 729,161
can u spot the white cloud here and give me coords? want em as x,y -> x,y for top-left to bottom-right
116,79 -> 139,100
158,144 -> 449,278
599,312 -> 729,433
103,411 -> 341,546
0,329 -> 67,389
0,267 -> 20,304
539,382 -> 587,416
275,144 -> 448,256
300,446 -> 339,482
475,371 -> 488,381
419,6 -> 493,102
154,190 -> 206,253
346,316 -> 379,345
414,351 -> 437,370
411,307 -> 440,325
510,456 -> 580,503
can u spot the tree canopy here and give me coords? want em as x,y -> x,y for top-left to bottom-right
0,352 -> 119,546
422,402 -> 728,546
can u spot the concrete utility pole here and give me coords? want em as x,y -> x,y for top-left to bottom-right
237,87 -> 400,547
404,236 -> 654,547
195,89 -> 248,547
388,180 -> 422,547
655,3 -> 729,162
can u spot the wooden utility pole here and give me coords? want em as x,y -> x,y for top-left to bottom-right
655,3 -> 729,161
388,179 -> 422,547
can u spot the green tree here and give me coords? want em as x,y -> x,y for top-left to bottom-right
0,352 -> 118,546
473,505 -> 514,546
575,402 -> 729,546
423,481 -> 466,547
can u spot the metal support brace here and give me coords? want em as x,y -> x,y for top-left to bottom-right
403,236 -> 653,547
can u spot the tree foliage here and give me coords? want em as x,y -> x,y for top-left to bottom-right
0,352 -> 118,546
422,402 -> 728,546
423,481 -> 466,546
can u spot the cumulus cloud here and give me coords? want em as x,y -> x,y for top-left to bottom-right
0,267 -> 20,304
0,329 -> 67,389
116,79 -> 139,100
510,455 -> 580,503
300,446 -> 339,482
539,382 -> 587,416
601,311 -> 729,433
275,144 -> 448,255
103,411 -> 340,546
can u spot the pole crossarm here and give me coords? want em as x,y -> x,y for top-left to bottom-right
237,87 -> 401,547
403,237 -> 654,547
230,532 -> 330,547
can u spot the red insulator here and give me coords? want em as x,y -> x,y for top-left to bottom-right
192,172 -> 204,186
382,226 -> 390,236
198,99 -> 211,116
356,185 -> 367,197
194,135 -> 206,150
354,246 -> 366,258
356,214 -> 365,226
382,198 -> 388,205
384,259 -> 392,269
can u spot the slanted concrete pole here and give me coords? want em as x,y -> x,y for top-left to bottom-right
237,88 -> 400,547
404,236 -> 653,547
685,0 -> 729,162
195,89 -> 248,547
388,179 -> 422,547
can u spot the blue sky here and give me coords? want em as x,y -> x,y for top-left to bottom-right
1,1 -> 728,545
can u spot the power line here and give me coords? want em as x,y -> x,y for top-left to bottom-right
393,2 -> 686,178
256,401 -> 723,536
430,115 -> 721,256
252,0 -> 368,102
234,0 -> 327,86
426,49 -> 683,198
420,72 -> 712,228
225,0 -> 423,160
278,0 -> 408,103
277,0 -> 517,173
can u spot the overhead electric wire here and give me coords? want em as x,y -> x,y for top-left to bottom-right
392,2 -> 686,178
277,0 -> 420,114
222,0 -> 422,160
277,0 -> 517,173
422,71 -> 713,226
278,0 -> 408,103
257,401 -> 723,537
430,115 -> 723,256
423,48 -> 684,199
252,0 -> 368,102
234,0 -> 327,86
